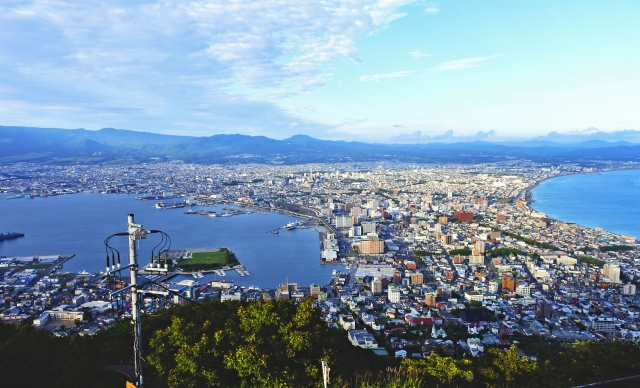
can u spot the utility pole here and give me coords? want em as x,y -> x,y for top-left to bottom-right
128,214 -> 144,388
106,215 -> 170,388
321,360 -> 330,388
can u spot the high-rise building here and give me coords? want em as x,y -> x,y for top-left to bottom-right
310,284 -> 321,299
360,239 -> 385,254
335,215 -> 353,228
388,284 -> 401,303
474,240 -> 486,254
409,271 -> 424,285
371,279 -> 383,295
425,293 -> 437,307
502,276 -> 517,292
392,270 -> 402,285
516,284 -> 530,297
469,255 -> 484,265
623,283 -> 636,295
361,221 -> 377,234
441,234 -> 453,245
603,263 -> 621,283
537,298 -> 553,318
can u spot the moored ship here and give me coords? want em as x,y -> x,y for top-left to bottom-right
0,232 -> 24,241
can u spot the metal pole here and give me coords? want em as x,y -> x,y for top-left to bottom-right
128,214 -> 143,387
322,360 -> 330,388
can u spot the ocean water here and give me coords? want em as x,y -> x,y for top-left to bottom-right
0,194 -> 340,288
531,169 -> 640,238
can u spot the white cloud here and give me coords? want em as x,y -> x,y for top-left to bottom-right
360,71 -> 412,82
410,50 -> 432,57
423,1 -> 440,14
430,54 -> 503,72
0,0 -> 415,136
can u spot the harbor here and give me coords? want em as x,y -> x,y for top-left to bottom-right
0,193 -> 340,288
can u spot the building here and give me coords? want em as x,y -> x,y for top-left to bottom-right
464,291 -> 484,302
453,255 -> 465,264
603,263 -> 621,283
350,206 -> 363,216
361,221 -> 377,234
211,279 -> 233,289
453,211 -> 474,222
371,278 -> 383,295
335,215 -> 353,228
516,284 -> 531,297
409,271 -> 424,285
474,240 -> 486,254
339,314 -> 356,330
360,238 -> 385,254
592,317 -> 615,333
310,284 -> 321,299
622,283 -> 637,295
33,310 -> 84,327
392,270 -> 402,285
349,226 -> 362,237
425,293 -> 437,307
348,330 -> 378,349
441,235 -> 453,245
388,284 -> 401,303
537,298 -> 553,318
502,276 -> 517,293
469,255 -> 484,265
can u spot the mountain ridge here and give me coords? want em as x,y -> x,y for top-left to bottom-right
2,125 -> 640,165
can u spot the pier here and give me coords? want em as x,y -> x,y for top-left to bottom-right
42,253 -> 75,277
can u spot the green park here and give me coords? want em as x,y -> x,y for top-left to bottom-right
176,248 -> 240,272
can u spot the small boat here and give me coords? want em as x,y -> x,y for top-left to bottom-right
271,229 -> 279,234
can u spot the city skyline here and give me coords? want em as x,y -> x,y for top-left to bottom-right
1,1 -> 639,142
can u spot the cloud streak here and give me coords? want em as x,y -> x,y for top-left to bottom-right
430,54 -> 503,72
360,71 -> 412,82
410,50 -> 432,57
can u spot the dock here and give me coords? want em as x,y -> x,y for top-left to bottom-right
42,254 -> 76,276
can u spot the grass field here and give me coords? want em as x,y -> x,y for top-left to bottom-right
176,248 -> 239,271
27,264 -> 50,270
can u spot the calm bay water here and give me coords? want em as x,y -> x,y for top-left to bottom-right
531,169 -> 640,238
0,194 -> 340,288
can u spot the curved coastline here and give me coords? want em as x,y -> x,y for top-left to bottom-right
524,168 -> 640,239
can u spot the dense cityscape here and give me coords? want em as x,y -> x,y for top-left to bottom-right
2,160 -> 640,365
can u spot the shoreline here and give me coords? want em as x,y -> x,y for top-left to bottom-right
523,168 -> 640,241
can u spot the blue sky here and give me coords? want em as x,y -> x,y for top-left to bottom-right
1,0 -> 639,142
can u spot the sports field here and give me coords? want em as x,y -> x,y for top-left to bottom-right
176,248 -> 239,271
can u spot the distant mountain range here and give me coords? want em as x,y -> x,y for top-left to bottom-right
1,125 -> 640,165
